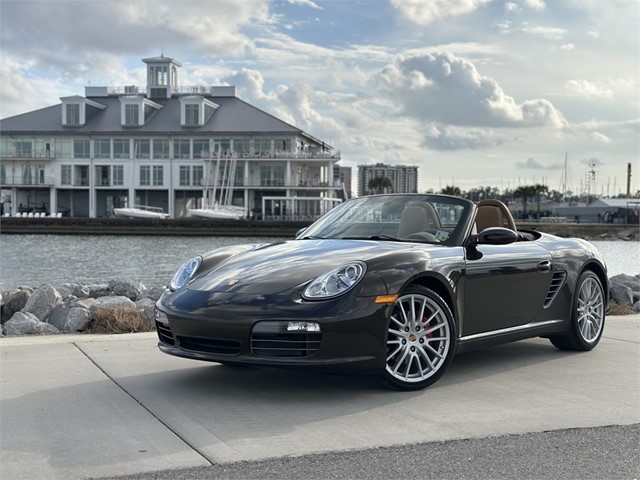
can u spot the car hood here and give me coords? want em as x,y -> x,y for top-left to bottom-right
186,239 -> 433,295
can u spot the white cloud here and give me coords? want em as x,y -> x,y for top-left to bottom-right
564,80 -> 614,99
286,0 -> 322,9
560,43 -> 575,51
504,2 -> 519,13
524,0 -> 546,11
590,132 -> 613,144
422,125 -> 504,150
520,24 -> 566,40
390,0 -> 491,25
375,52 -> 567,129
586,29 -> 600,39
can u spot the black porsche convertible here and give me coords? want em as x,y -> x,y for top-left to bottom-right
155,194 -> 608,390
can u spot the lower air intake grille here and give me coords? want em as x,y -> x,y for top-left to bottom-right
156,321 -> 175,346
251,331 -> 322,357
544,271 -> 567,308
177,336 -> 242,355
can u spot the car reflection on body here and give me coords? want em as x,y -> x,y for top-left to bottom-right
155,194 -> 608,390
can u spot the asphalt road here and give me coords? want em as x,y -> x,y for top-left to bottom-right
106,424 -> 640,480
1,314 -> 638,480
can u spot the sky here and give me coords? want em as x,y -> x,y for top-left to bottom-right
0,0 -> 638,196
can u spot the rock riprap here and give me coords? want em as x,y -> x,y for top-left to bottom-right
1,280 -> 165,336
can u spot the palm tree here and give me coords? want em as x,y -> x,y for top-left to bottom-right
531,184 -> 549,219
368,176 -> 393,194
513,185 -> 537,219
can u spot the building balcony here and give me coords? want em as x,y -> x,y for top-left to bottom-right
198,178 -> 343,189
0,177 -> 55,187
1,151 -> 55,160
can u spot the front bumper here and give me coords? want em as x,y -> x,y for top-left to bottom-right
155,288 -> 391,374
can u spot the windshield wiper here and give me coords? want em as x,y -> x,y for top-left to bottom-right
341,235 -> 406,242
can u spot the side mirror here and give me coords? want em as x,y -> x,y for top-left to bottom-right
476,227 -> 518,245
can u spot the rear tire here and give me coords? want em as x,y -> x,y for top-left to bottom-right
381,285 -> 456,390
549,270 -> 605,351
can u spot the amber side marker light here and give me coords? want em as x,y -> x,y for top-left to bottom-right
375,294 -> 399,304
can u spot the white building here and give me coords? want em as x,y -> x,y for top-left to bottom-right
0,56 -> 347,220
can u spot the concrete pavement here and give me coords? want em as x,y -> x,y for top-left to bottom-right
1,315 -> 639,479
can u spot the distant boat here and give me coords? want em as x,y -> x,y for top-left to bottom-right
189,149 -> 247,220
113,205 -> 169,219
188,203 -> 246,220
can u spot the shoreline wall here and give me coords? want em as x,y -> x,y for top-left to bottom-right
1,217 -> 637,240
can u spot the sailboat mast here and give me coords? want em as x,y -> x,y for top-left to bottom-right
210,147 -> 221,209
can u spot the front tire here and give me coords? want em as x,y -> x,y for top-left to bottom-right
381,285 -> 456,390
550,270 -> 605,351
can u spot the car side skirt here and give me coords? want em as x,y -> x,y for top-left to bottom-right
456,319 -> 566,352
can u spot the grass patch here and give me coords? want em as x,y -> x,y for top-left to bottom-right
87,305 -> 154,334
606,302 -> 635,316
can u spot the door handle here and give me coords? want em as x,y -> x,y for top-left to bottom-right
537,260 -> 551,271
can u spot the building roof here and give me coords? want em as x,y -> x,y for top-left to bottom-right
0,95 -> 307,138
590,198 -> 640,208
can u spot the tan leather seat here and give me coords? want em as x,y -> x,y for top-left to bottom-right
475,205 -> 504,232
398,204 -> 429,237
475,199 -> 517,232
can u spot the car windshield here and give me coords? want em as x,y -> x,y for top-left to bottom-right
297,194 -> 473,245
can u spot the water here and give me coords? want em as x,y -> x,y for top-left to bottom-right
0,235 -> 284,290
0,235 -> 637,290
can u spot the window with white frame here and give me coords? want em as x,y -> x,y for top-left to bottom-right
193,165 -> 203,186
152,165 -> 163,185
152,139 -> 170,159
66,104 -> 80,125
113,139 -> 130,159
175,139 -> 190,159
193,139 -> 209,158
134,139 -> 150,159
179,166 -> 190,186
73,139 -> 90,159
16,140 -> 33,157
185,104 -> 200,126
55,138 -> 72,158
140,165 -> 151,186
150,65 -> 168,86
113,165 -> 124,186
95,139 -> 111,159
124,104 -> 139,126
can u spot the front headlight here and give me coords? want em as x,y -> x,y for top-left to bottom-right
170,256 -> 202,290
302,262 -> 366,300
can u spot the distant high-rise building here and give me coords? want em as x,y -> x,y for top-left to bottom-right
357,163 -> 418,196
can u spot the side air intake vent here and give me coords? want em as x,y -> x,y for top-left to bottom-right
544,271 -> 567,308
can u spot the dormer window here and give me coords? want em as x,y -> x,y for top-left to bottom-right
120,96 -> 162,127
61,96 -> 106,127
180,96 -> 219,127
125,104 -> 139,126
66,104 -> 80,125
185,104 -> 199,126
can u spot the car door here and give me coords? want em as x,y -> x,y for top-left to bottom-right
463,242 -> 552,336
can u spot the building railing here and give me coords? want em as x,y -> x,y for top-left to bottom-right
198,178 -> 343,188
0,150 -> 55,160
1,151 -> 340,161
0,177 -> 55,186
